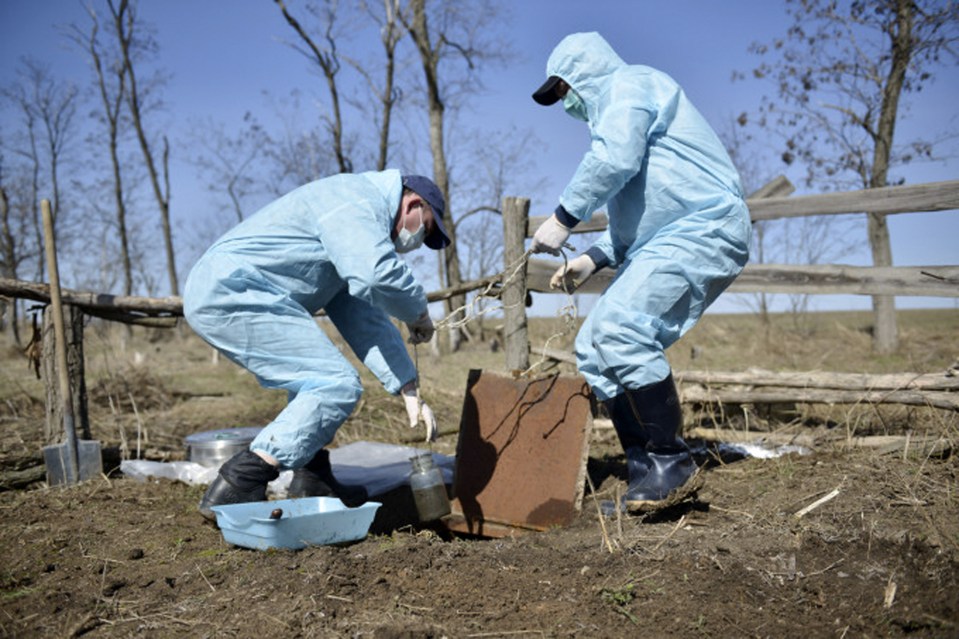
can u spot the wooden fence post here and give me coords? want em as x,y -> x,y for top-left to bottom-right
501,197 -> 530,372
42,304 -> 90,441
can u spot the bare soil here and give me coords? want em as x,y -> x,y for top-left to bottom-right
1,310 -> 957,638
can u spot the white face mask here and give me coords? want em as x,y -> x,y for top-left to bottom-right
394,206 -> 425,253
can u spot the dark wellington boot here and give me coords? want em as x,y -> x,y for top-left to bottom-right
199,449 -> 280,521
604,393 -> 652,489
288,449 -> 368,508
621,374 -> 700,509
622,447 -> 697,507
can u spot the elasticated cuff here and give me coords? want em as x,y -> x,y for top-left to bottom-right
584,246 -> 610,270
554,204 -> 580,229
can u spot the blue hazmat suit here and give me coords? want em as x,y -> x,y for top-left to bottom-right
183,170 -> 425,468
544,32 -> 752,400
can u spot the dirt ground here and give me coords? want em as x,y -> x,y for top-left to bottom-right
1,309 -> 957,638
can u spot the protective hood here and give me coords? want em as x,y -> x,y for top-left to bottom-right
545,32 -> 626,121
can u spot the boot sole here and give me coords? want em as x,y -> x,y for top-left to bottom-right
624,468 -> 705,512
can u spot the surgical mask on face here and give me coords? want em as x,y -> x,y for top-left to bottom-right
563,88 -> 588,122
394,207 -> 425,253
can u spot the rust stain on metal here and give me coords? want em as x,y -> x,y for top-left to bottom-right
446,369 -> 593,538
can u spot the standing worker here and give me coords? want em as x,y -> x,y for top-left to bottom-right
183,170 -> 449,519
529,32 -> 751,510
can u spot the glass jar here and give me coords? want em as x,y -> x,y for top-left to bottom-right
409,453 -> 451,521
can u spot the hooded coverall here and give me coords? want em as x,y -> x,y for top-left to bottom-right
183,170 -> 424,468
545,32 -> 752,400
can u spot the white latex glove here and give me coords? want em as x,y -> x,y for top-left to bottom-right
549,254 -> 597,292
530,214 -> 572,255
402,385 -> 438,442
406,311 -> 434,345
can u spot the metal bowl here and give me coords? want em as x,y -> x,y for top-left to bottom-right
184,427 -> 263,467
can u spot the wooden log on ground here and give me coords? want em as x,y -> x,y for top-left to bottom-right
675,369 -> 959,392
531,348 -> 958,410
685,427 -> 951,457
598,421 -> 950,457
681,385 -> 958,411
0,464 -> 47,490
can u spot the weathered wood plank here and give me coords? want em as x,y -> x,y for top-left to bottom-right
681,385 -> 958,411
526,180 -> 959,233
529,351 -> 959,392
676,369 -> 959,392
729,264 -> 959,297
1,274 -> 506,319
0,277 -> 182,314
525,260 -> 959,297
747,179 -> 959,221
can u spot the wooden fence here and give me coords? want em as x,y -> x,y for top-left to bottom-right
499,179 -> 959,415
1,179 -> 957,446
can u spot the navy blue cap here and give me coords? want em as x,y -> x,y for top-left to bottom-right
532,75 -> 563,105
402,174 -> 450,250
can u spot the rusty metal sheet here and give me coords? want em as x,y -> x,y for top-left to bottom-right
445,369 -> 593,538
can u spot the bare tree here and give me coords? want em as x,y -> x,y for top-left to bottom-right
70,4 -> 135,296
401,0 -> 506,350
108,0 -> 178,296
0,145 -> 48,345
2,59 -> 79,283
189,113 -> 267,224
0,167 -> 20,343
0,88 -> 41,284
739,0 -> 959,353
275,0 -> 355,174
260,91 -> 342,193
353,0 -> 403,170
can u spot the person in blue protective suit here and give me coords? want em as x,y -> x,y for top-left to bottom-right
183,171 -> 451,520
530,32 -> 751,510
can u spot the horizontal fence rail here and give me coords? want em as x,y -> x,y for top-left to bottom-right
525,260 -> 959,298
526,179 -> 959,232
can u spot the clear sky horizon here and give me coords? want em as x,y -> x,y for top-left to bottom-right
2,0 -> 957,316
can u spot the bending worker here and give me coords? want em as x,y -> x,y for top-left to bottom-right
530,32 -> 751,510
183,171 -> 449,519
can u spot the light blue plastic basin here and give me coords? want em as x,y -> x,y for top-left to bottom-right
211,497 -> 381,550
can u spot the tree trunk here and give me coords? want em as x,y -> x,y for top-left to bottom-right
866,0 -> 914,354
42,304 -> 90,442
408,0 -> 467,352
112,0 -> 179,296
0,186 -> 22,345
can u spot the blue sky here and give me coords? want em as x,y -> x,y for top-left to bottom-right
1,0 -> 957,314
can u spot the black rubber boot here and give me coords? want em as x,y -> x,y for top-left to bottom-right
620,374 -> 698,509
604,393 -> 652,490
287,449 -> 368,508
199,449 -> 280,521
